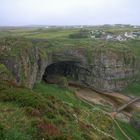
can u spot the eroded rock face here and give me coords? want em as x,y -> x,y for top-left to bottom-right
78,49 -> 138,92
0,39 -> 139,92
41,48 -> 138,92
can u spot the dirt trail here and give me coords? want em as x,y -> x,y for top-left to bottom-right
70,85 -> 140,112
75,87 -> 115,107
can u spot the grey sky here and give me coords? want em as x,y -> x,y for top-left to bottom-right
0,0 -> 140,26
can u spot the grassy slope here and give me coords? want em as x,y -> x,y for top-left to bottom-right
121,82 -> 140,96
0,81 -> 139,140
34,82 -> 140,140
33,82 -> 83,107
0,81 -> 114,140
115,121 -> 140,140
0,102 -> 34,140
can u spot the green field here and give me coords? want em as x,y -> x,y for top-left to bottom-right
1,27 -> 140,58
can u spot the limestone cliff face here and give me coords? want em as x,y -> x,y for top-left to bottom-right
0,38 -> 139,92
0,38 -> 49,88
49,48 -> 138,92
77,49 -> 138,91
0,47 -> 39,88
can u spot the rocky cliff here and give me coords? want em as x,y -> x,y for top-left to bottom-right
0,37 -> 139,92
78,47 -> 138,91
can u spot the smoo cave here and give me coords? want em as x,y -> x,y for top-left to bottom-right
42,61 -> 84,86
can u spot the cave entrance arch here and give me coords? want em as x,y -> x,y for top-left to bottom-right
42,61 -> 82,85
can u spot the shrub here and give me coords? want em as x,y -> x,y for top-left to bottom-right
69,29 -> 89,39
57,77 -> 68,88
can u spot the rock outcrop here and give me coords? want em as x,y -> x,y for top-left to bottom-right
0,38 -> 139,92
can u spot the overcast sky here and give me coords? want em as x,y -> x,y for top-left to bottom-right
0,0 -> 140,26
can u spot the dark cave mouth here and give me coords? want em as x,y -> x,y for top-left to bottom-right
42,61 -> 81,85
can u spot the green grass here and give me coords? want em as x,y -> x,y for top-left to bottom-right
0,81 -> 48,109
0,102 -> 35,140
121,82 -> 140,96
115,121 -> 140,140
26,29 -> 79,39
0,80 -> 114,140
1,29 -> 140,65
0,80 -> 139,140
33,82 -> 84,107
0,28 -> 79,39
